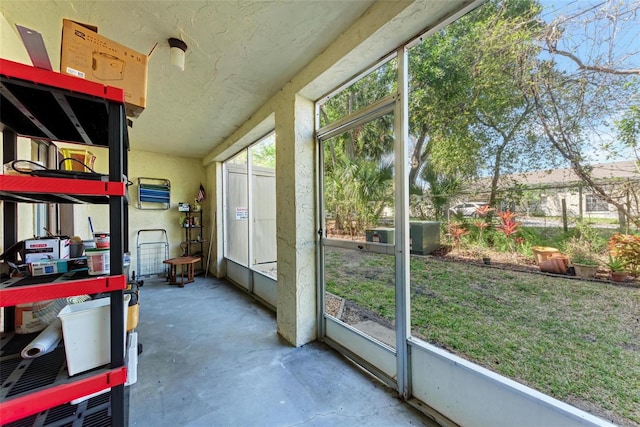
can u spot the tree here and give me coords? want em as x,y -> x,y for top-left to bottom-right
532,0 -> 640,227
251,134 -> 276,169
321,0 -> 640,228
408,0 -> 558,212
464,0 -> 551,208
617,104 -> 640,167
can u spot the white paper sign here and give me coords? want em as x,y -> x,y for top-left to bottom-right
236,207 -> 249,220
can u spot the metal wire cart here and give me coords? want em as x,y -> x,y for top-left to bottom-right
135,229 -> 169,279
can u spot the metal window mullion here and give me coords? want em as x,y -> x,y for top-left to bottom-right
247,148 -> 254,292
222,163 -> 228,260
322,238 -> 395,255
317,52 -> 398,106
404,0 -> 485,50
315,95 -> 328,338
394,46 -> 411,400
316,95 -> 396,142
46,143 -> 59,235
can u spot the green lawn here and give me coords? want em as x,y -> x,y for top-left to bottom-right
324,247 -> 640,426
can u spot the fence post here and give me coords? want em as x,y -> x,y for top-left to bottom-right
626,188 -> 631,234
561,198 -> 568,232
578,185 -> 583,220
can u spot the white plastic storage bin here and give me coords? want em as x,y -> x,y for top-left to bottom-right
58,294 -> 130,376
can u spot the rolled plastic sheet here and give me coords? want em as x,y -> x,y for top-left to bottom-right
21,318 -> 62,359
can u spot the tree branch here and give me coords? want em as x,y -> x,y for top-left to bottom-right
546,45 -> 640,76
531,85 -> 640,228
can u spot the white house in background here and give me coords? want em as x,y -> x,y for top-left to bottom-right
466,160 -> 639,220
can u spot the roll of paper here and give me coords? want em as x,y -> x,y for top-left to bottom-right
21,318 -> 62,359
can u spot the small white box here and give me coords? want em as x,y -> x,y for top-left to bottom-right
24,238 -> 71,263
58,294 -> 130,376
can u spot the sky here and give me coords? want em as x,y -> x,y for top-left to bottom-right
537,0 -> 640,164
540,0 -> 640,70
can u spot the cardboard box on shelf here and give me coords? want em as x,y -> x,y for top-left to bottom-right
30,259 -> 69,276
60,19 -> 148,118
23,238 -> 71,263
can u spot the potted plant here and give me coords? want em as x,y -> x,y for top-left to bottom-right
571,253 -> 600,279
563,238 -> 599,279
606,254 -> 628,282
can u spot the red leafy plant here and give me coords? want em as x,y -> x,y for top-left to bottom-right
496,209 -> 522,252
472,205 -> 494,246
447,222 -> 469,249
475,204 -> 494,218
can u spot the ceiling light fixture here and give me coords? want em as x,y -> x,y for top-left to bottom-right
168,37 -> 188,71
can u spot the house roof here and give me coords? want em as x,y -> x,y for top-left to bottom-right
468,160 -> 639,192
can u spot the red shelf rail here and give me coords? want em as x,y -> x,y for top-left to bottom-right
0,367 -> 127,425
0,175 -> 126,197
0,58 -> 124,104
0,275 -> 127,307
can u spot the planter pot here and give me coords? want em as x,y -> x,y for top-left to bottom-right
573,263 -> 598,279
539,256 -> 569,275
610,271 -> 627,282
531,246 -> 561,265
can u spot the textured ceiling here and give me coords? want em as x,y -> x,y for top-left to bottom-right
0,1 -> 376,158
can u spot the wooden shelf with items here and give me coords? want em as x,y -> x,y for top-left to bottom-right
0,58 -> 130,426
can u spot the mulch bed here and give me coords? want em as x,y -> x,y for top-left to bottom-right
429,248 -> 640,288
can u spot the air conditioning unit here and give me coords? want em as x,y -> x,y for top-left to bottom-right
365,228 -> 395,244
410,221 -> 440,255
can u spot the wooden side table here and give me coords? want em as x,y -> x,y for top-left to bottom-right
163,256 -> 201,287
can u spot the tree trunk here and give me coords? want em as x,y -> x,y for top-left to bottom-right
408,132 -> 430,191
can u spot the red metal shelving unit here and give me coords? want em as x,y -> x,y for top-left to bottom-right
0,275 -> 126,307
1,367 -> 127,425
1,58 -> 130,426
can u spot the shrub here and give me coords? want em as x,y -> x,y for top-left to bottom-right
517,227 -> 546,247
607,233 -> 640,275
446,222 -> 469,248
571,220 -> 607,253
563,237 -> 600,266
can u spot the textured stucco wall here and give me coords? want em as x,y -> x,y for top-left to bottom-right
204,161 -> 223,277
0,12 -> 30,65
275,94 -> 316,346
125,149 -> 206,274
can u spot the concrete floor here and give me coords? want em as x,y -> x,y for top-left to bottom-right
128,275 -> 437,426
